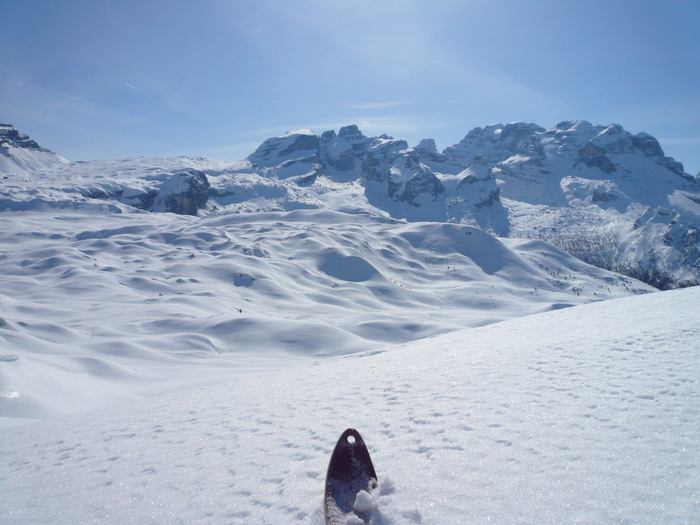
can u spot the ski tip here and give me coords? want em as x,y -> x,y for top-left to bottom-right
325,429 -> 378,525
326,428 -> 378,484
337,428 -> 363,446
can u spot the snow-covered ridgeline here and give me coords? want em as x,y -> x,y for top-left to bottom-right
2,287 -> 698,524
2,121 -> 699,288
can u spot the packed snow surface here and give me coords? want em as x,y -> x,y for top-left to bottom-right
2,287 -> 699,524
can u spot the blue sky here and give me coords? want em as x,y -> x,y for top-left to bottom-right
1,0 -> 699,175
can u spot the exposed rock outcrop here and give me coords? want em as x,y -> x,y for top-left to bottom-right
0,123 -> 69,174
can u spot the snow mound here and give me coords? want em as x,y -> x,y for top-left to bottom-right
0,207 -> 653,424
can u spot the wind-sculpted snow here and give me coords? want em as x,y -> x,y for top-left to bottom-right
4,120 -> 698,287
2,288 -> 698,524
0,207 -> 653,424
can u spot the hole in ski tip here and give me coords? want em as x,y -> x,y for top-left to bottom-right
347,435 -> 356,444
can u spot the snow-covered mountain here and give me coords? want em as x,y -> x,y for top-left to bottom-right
230,121 -> 699,289
0,123 -> 68,174
3,121 -> 697,288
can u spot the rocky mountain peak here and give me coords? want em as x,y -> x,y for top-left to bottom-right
1,123 -> 49,152
337,124 -> 366,144
0,123 -> 68,174
444,122 -> 545,164
588,124 -> 637,155
415,138 -> 438,154
630,132 -> 664,158
247,129 -> 320,167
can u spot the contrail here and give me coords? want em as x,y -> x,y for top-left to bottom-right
124,82 -> 146,95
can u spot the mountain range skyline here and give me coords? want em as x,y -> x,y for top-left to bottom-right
1,1 -> 699,176
3,118 -> 699,290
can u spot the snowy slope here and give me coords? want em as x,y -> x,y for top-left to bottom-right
1,124 -> 697,523
2,287 -> 698,524
0,206 -> 653,425
482,121 -> 700,288
0,123 -> 68,175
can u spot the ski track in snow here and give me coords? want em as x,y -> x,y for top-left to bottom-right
2,288 -> 699,524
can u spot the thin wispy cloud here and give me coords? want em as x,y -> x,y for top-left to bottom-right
0,78 -> 150,128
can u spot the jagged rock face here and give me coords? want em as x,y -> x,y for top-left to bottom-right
1,123 -> 48,152
549,120 -> 598,150
358,137 -> 450,208
320,125 -> 371,174
0,123 -> 68,174
320,130 -> 355,172
453,163 -> 502,210
579,142 -> 616,173
160,169 -> 210,215
414,138 -> 452,169
387,150 -> 445,205
361,137 -> 409,183
444,122 -> 546,165
540,121 -> 694,181
587,124 -> 638,155
572,123 -> 692,179
400,169 -> 445,204
338,124 -> 371,154
77,168 -> 211,216
630,132 -> 664,158
415,138 -> 438,153
247,129 -> 323,182
619,207 -> 700,289
248,129 -> 320,166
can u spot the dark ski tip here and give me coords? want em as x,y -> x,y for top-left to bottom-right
324,428 -> 378,525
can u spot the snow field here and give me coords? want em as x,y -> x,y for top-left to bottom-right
2,287 -> 699,524
0,207 -> 652,423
